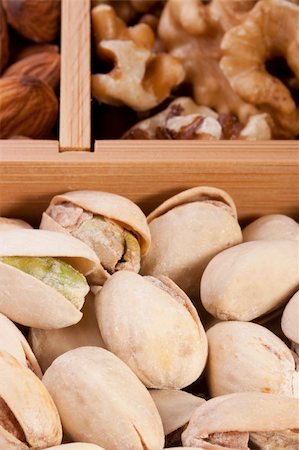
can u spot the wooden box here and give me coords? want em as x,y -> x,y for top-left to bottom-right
1,0 -> 298,225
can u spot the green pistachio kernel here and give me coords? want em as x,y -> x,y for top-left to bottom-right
0,256 -> 89,309
122,231 -> 140,263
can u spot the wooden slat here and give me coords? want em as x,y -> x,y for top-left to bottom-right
59,0 -> 90,151
0,140 -> 59,158
1,141 -> 298,226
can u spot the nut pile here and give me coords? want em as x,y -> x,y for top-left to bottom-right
0,188 -> 298,449
0,0 -> 61,139
91,0 -> 299,140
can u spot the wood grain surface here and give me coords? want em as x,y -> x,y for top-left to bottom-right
1,140 -> 298,227
59,0 -> 90,151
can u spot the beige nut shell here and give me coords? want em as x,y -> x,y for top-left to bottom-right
0,218 -> 32,230
141,186 -> 242,301
206,321 -> 297,398
41,190 -> 151,255
147,186 -> 238,222
201,239 -> 299,321
0,351 -> 62,449
96,271 -> 208,389
0,312 -> 41,377
46,445 -> 106,449
30,292 -> 105,372
43,347 -> 164,450
0,230 -> 100,329
150,389 -> 205,436
182,393 -> 299,448
281,290 -> 299,344
243,214 -> 299,242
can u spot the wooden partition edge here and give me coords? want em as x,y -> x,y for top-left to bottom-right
0,140 -> 59,157
1,141 -> 298,225
59,0 -> 91,151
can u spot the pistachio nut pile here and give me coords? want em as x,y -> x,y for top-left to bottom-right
0,188 -> 298,450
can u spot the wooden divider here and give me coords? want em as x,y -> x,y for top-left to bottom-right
1,141 -> 298,226
59,0 -> 91,151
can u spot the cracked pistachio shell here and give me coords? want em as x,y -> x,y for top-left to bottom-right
41,190 -> 151,282
43,347 -> 164,450
0,351 -> 62,449
0,218 -> 32,230
95,271 -> 208,389
182,393 -> 299,449
0,312 -> 41,377
201,240 -> 299,321
281,291 -> 299,344
150,390 -> 205,436
141,186 -> 242,301
0,230 -> 100,329
30,292 -> 105,372
243,214 -> 299,242
46,445 -> 106,449
206,321 -> 298,398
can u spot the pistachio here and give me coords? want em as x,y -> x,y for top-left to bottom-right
150,390 -> 205,447
206,321 -> 298,398
72,216 -> 126,274
43,347 -> 164,450
201,240 -> 299,321
243,214 -> 299,242
0,312 -> 41,377
282,291 -> 299,344
95,271 -> 208,389
41,191 -> 151,284
0,230 -> 100,328
30,292 -> 105,372
0,256 -> 88,310
115,230 -> 141,272
250,429 -> 299,450
46,445 -> 106,449
0,350 -> 62,449
141,186 -> 242,303
0,217 -> 32,230
182,393 -> 299,449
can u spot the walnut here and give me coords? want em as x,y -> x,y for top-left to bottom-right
91,4 -> 185,111
158,0 -> 258,121
123,97 -> 272,140
220,0 -> 299,138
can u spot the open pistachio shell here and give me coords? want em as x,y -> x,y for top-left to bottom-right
0,312 -> 41,377
0,230 -> 100,329
146,186 -> 238,222
46,445 -> 106,449
141,186 -> 242,302
0,350 -> 62,449
43,347 -> 164,450
30,292 -> 105,372
182,393 -> 299,450
282,291 -> 299,344
243,214 -> 299,242
150,390 -> 205,447
40,190 -> 151,283
201,239 -> 299,321
0,218 -> 32,230
96,271 -> 208,389
206,321 -> 298,398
